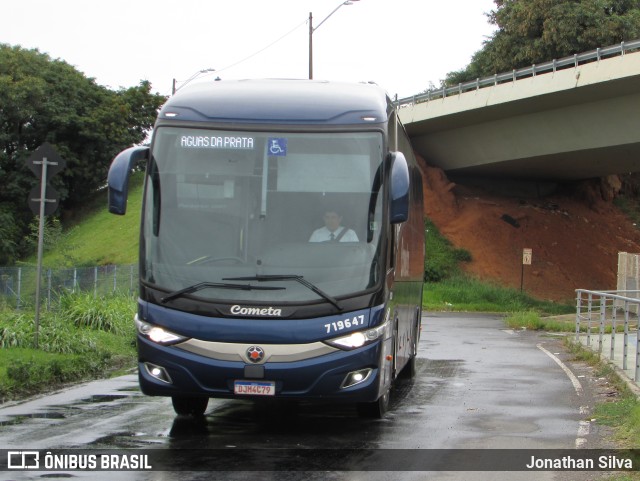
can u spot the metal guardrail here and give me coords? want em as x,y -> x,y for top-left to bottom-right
397,38 -> 640,107
575,289 -> 640,383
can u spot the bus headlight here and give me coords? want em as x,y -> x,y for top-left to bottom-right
135,316 -> 188,345
326,321 -> 388,350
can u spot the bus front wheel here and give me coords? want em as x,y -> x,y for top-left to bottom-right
171,396 -> 209,416
357,388 -> 390,419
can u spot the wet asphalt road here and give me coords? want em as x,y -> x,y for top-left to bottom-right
0,313 -> 601,480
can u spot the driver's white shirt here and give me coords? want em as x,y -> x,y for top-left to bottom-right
308,226 -> 359,243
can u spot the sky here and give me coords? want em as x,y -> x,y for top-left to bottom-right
3,0 -> 497,100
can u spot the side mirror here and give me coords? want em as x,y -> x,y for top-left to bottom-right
107,146 -> 149,215
389,151 -> 410,224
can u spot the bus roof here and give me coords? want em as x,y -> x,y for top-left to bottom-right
159,79 -> 393,125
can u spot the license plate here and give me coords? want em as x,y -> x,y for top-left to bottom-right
234,380 -> 276,396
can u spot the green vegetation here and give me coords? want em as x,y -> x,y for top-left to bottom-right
0,292 -> 136,402
0,170 -> 141,400
424,276 -> 574,315
0,166 -> 141,396
445,0 -> 640,86
22,173 -> 143,267
424,219 -> 471,282
595,392 -> 640,448
0,44 -> 165,265
0,172 -> 140,401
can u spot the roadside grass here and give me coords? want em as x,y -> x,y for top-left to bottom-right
21,172 -> 144,267
424,275 -> 574,315
0,292 -> 136,402
593,392 -> 640,448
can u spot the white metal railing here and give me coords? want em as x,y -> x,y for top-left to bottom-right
397,38 -> 640,107
575,289 -> 640,382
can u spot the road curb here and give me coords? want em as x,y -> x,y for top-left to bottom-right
604,358 -> 640,399
568,335 -> 640,399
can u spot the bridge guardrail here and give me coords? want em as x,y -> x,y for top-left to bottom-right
575,289 -> 640,383
397,38 -> 640,107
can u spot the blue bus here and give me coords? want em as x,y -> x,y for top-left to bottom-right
108,80 -> 425,418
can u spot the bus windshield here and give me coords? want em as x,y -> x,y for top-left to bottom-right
142,127 -> 385,304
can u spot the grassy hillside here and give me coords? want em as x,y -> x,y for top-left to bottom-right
26,174 -> 143,267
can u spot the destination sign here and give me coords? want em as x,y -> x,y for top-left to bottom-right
180,135 -> 255,149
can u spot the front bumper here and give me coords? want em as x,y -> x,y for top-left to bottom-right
137,334 -> 389,403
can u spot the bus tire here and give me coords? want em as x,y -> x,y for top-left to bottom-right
399,316 -> 419,379
171,396 -> 209,416
357,388 -> 390,419
399,354 -> 417,379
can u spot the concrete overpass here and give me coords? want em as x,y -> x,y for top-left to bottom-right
397,41 -> 640,181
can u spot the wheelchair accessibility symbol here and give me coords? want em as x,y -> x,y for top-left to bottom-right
268,138 -> 287,156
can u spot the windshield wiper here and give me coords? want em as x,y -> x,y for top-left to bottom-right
161,281 -> 284,304
223,275 -> 342,311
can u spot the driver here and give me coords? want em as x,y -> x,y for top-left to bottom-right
309,210 -> 358,243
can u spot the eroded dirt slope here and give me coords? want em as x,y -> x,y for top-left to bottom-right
421,161 -> 640,303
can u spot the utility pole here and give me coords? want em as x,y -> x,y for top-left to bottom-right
308,1 -> 360,80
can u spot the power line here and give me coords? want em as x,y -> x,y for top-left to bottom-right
212,18 -> 308,76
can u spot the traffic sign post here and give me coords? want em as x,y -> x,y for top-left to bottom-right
25,143 -> 65,348
29,185 -> 60,216
25,142 -> 65,181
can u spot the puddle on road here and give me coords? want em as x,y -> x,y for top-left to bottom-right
87,430 -> 169,450
0,411 -> 66,427
0,394 -> 138,428
80,394 -> 130,404
117,386 -> 141,393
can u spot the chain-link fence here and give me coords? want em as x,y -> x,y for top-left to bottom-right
0,264 -> 138,310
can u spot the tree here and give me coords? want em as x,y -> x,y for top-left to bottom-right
445,0 -> 640,85
0,44 -> 166,264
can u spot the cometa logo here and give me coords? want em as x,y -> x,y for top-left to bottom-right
230,305 -> 283,316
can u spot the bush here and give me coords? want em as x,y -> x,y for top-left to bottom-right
424,218 -> 471,282
0,312 -> 97,353
0,293 -> 135,353
504,310 -> 545,330
58,292 -> 135,335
